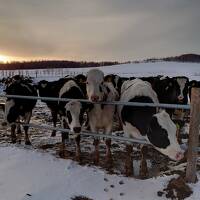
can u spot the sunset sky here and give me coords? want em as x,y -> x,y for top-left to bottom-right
0,0 -> 200,62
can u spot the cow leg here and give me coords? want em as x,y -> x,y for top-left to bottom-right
11,124 -> 17,143
93,138 -> 99,165
16,118 -> 22,144
125,144 -> 133,176
59,132 -> 68,158
176,123 -> 182,144
17,124 -> 22,144
59,118 -> 69,158
62,119 -> 69,141
51,110 -> 57,137
105,139 -> 113,168
75,135 -> 81,162
139,145 -> 149,179
105,125 -> 113,167
23,112 -> 32,145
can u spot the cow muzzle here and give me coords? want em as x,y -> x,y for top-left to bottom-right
73,127 -> 81,133
175,151 -> 184,161
91,95 -> 99,102
177,95 -> 184,102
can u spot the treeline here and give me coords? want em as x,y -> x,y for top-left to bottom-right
0,60 -> 119,70
145,54 -> 200,63
163,54 -> 200,62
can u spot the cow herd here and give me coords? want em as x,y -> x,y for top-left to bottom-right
1,71 -> 200,176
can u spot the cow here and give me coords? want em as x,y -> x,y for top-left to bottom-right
37,78 -> 87,160
74,74 -> 87,97
86,69 -> 119,166
104,74 -> 124,94
2,81 -> 37,145
37,77 -> 74,137
118,79 -> 184,177
57,79 -> 87,160
173,76 -> 189,105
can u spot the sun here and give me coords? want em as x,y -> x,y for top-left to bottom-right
0,55 -> 10,63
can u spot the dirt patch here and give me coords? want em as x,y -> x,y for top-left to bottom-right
71,195 -> 93,200
157,175 -> 193,200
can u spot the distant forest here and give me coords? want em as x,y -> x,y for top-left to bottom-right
0,54 -> 200,70
144,54 -> 200,63
0,60 -> 120,70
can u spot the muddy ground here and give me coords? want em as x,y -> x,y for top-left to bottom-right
0,101 -> 199,180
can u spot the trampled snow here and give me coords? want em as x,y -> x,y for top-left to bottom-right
0,146 -> 199,200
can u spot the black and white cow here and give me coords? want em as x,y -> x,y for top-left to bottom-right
74,74 -> 87,97
2,81 -> 37,144
118,79 -> 184,176
86,69 -> 119,165
37,78 -> 86,160
173,76 -> 189,105
57,79 -> 87,160
37,77 -> 74,137
104,74 -> 124,94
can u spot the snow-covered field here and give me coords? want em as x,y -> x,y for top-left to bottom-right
0,61 -> 200,200
1,61 -> 200,81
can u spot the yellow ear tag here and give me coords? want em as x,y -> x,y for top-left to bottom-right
176,123 -> 180,130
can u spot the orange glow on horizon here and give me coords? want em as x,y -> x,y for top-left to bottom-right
0,55 -> 11,63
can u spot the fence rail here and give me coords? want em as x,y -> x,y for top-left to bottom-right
17,122 -> 200,152
17,122 -> 150,145
0,94 -> 191,110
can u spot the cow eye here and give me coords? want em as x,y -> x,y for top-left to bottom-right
86,81 -> 89,85
66,111 -> 72,124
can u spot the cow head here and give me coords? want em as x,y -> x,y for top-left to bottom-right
104,74 -> 123,94
86,69 -> 106,102
59,100 -> 86,135
147,110 -> 184,161
174,76 -> 189,103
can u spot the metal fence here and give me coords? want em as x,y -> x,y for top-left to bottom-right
0,93 -> 190,145
0,90 -> 199,183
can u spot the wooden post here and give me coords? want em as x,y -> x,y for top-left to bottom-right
185,88 -> 200,183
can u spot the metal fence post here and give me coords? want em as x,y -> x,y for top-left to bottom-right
185,88 -> 200,183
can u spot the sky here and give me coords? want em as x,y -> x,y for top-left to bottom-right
0,0 -> 200,62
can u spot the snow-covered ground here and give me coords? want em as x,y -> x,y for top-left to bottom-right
0,146 -> 199,200
1,61 -> 200,81
0,61 -> 200,200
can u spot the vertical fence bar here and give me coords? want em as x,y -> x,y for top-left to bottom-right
185,88 -> 200,183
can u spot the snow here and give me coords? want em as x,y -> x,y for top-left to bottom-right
0,145 -> 198,200
65,62 -> 200,81
1,61 -> 200,81
0,61 -> 200,200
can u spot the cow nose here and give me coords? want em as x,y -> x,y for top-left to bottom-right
178,95 -> 184,101
1,121 -> 7,127
91,95 -> 99,102
73,127 -> 81,133
175,151 -> 184,161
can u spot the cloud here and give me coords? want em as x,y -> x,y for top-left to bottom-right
0,0 -> 200,61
